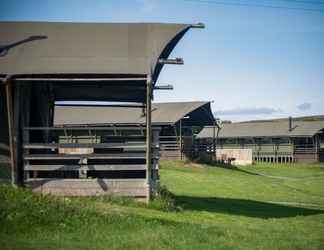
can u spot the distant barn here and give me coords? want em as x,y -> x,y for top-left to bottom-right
197,118 -> 324,163
0,21 -> 203,200
54,101 -> 215,160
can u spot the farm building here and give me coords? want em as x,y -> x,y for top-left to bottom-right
0,21 -> 203,200
54,101 -> 215,160
197,118 -> 324,163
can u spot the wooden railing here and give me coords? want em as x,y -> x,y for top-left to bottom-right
294,144 -> 316,154
159,135 -> 194,160
22,126 -> 160,198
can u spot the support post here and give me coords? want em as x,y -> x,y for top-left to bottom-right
213,124 -> 216,160
4,76 -> 16,186
180,119 -> 182,160
145,75 -> 152,202
13,82 -> 22,185
152,128 -> 160,194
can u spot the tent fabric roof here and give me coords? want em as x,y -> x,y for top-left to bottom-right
54,101 -> 214,126
197,120 -> 324,139
0,21 -> 192,83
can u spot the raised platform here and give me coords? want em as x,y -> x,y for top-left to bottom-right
25,178 -> 148,197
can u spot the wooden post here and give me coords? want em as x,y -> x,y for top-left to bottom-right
4,76 -> 16,186
152,128 -> 160,194
180,118 -> 182,160
145,75 -> 152,202
213,124 -> 216,160
13,83 -> 22,185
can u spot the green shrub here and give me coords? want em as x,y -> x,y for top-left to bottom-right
150,185 -> 182,212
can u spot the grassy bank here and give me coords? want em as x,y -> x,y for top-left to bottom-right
1,161 -> 324,249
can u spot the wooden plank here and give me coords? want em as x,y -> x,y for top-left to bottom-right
25,178 -> 148,197
30,188 -> 148,197
25,164 -> 147,171
23,142 -> 158,150
145,74 -> 152,202
15,77 -> 147,82
26,178 -> 146,184
24,126 -> 147,131
23,152 -> 153,160
4,77 -> 16,186
0,143 -> 10,151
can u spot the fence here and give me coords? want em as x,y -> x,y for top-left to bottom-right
22,126 -> 160,200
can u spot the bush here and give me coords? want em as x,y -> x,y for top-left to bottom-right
150,185 -> 182,212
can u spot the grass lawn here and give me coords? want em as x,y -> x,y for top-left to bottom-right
1,161 -> 324,249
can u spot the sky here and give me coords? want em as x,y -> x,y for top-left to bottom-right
1,0 -> 324,121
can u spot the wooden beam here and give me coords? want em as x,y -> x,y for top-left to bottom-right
13,84 -> 23,185
4,76 -> 16,186
191,22 -> 205,29
145,74 -> 152,202
154,84 -> 174,90
13,77 -> 147,82
56,103 -> 145,108
23,152 -> 159,160
24,164 -> 147,171
24,126 -> 146,131
25,178 -> 148,197
158,58 -> 184,65
180,118 -> 183,160
23,143 -> 159,150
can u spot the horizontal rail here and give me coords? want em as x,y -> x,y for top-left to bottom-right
24,153 -> 158,160
160,141 -> 179,144
25,164 -> 147,171
23,142 -> 159,149
160,136 -> 192,138
14,77 -> 147,82
25,178 -> 147,182
0,143 -> 10,151
24,126 -> 148,131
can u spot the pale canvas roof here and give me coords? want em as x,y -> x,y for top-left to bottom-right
54,101 -> 214,126
197,120 -> 324,138
0,21 -> 192,82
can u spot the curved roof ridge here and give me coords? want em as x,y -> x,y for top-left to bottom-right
54,101 -> 214,126
197,120 -> 324,138
0,21 -> 196,83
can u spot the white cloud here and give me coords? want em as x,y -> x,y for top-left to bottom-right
297,102 -> 312,111
136,0 -> 160,12
214,107 -> 282,116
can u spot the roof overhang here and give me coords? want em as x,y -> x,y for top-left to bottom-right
53,101 -> 215,127
0,21 -> 203,102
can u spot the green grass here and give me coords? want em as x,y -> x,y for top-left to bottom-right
1,161 -> 324,250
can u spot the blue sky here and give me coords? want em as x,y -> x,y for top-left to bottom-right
2,0 -> 324,121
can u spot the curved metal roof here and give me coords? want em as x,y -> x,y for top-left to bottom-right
54,101 -> 214,126
197,120 -> 324,139
0,22 -> 193,83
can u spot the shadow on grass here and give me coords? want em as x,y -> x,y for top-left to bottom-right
176,195 -> 324,218
201,161 -> 261,176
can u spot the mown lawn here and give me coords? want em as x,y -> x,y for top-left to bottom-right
1,161 -> 324,250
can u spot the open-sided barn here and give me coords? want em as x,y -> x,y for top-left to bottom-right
0,21 -> 203,200
197,118 -> 324,163
54,101 -> 215,160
